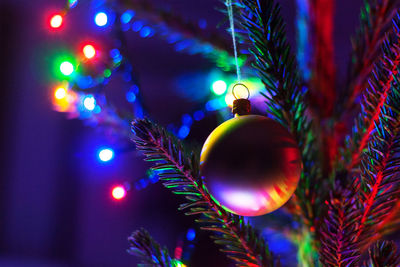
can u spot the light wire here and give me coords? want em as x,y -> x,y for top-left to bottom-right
226,0 -> 241,82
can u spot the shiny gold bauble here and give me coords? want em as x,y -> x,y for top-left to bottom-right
200,115 -> 302,216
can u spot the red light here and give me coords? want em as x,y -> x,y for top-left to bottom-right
112,186 -> 126,200
50,14 -> 63,29
83,44 -> 96,59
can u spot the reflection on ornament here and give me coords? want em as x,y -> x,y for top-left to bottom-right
200,115 -> 302,216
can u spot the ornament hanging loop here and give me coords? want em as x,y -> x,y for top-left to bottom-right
232,83 -> 251,116
232,83 -> 250,100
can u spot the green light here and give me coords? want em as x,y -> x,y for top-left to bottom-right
60,61 -> 74,76
104,69 -> 112,77
211,80 -> 227,95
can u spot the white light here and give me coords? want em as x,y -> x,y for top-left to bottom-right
112,186 -> 126,200
54,87 -> 67,99
83,96 -> 96,111
212,80 -> 227,95
60,61 -> 74,76
95,12 -> 108,27
98,148 -> 114,162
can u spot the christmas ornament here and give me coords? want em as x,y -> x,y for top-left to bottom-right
200,87 -> 302,216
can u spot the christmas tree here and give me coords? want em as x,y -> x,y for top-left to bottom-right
46,0 -> 400,265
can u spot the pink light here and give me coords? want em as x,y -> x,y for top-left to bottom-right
112,186 -> 126,200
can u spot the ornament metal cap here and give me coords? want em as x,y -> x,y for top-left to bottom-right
232,98 -> 251,116
231,83 -> 251,116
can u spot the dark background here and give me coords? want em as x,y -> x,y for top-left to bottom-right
0,0 -> 362,266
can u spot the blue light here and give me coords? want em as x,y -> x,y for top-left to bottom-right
131,85 -> 139,94
94,12 -> 108,27
175,40 -> 191,51
182,114 -> 192,125
205,98 -> 225,111
186,229 -> 196,241
98,148 -> 114,162
83,95 -> 96,111
178,125 -> 190,139
76,75 -> 93,89
132,21 -> 143,32
121,10 -> 135,24
198,19 -> 207,29
193,110 -> 205,121
110,49 -> 120,58
110,49 -> 122,64
68,0 -> 78,8
126,91 -> 136,102
140,26 -> 152,38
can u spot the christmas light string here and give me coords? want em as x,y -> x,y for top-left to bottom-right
47,0 -> 267,199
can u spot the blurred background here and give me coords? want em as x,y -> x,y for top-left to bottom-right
0,0 -> 362,266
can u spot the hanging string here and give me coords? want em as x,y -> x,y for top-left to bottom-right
226,0 -> 241,82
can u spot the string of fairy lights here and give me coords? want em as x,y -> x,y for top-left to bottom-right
44,0 -> 271,263
46,0 -> 265,201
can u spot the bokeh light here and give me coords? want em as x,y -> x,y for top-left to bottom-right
225,93 -> 235,107
68,0 -> 78,8
83,95 -> 96,111
54,87 -> 67,100
50,14 -> 63,29
211,80 -> 227,95
111,186 -> 126,200
186,228 -> 196,241
95,12 -> 108,27
121,10 -> 134,24
52,85 -> 78,112
98,148 -> 114,162
60,61 -> 74,76
83,44 -> 96,59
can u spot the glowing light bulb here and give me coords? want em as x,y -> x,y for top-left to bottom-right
50,14 -> 63,29
186,229 -> 196,241
68,0 -> 78,8
112,186 -> 126,200
54,87 -> 67,99
60,61 -> 74,76
225,93 -> 235,107
98,148 -> 114,162
83,44 -> 96,59
95,12 -> 108,27
83,95 -> 96,111
212,80 -> 227,95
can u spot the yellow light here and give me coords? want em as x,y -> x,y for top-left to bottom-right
54,87 -> 67,99
83,44 -> 96,59
52,86 -> 77,112
225,93 -> 235,107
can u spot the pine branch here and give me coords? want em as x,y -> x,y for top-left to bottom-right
239,0 -> 322,229
346,15 -> 400,171
375,199 -> 400,238
355,84 -> 400,245
132,118 -> 276,267
341,0 -> 400,112
321,28 -> 400,263
127,228 -> 177,267
319,188 -> 364,267
363,240 -> 400,267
